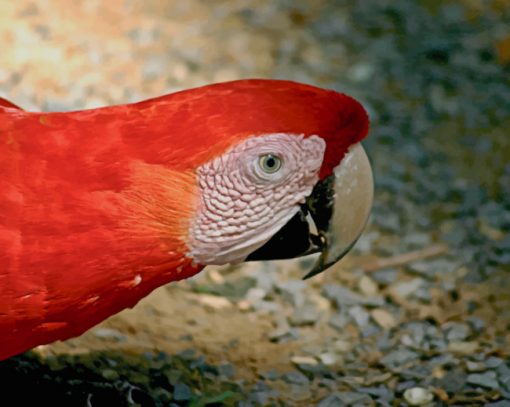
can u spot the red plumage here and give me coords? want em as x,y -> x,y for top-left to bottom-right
0,79 -> 368,359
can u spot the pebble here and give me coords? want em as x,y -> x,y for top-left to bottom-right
499,366 -> 510,392
396,381 -> 418,393
371,268 -> 398,286
268,317 -> 293,342
380,349 -> 419,369
245,287 -> 267,304
485,357 -> 504,369
466,316 -> 486,333
358,386 -> 394,401
260,369 -> 279,381
349,306 -> 370,327
443,322 -> 471,342
358,275 -> 379,296
172,382 -> 192,401
322,284 -> 384,307
207,269 -> 225,284
336,392 -> 373,404
370,308 -> 397,329
412,287 -> 432,302
276,280 -> 306,307
218,363 -> 235,378
282,371 -> 309,385
317,395 -> 344,407
403,387 -> 434,406
318,352 -> 340,366
375,211 -> 400,232
434,369 -> 467,393
142,56 -> 165,80
195,294 -> 232,310
361,322 -> 381,337
329,312 -> 349,331
332,339 -> 353,353
355,231 -> 379,253
322,284 -> 364,306
486,401 -> 510,407
290,356 -> 318,366
248,390 -> 271,405
250,269 -> 275,292
466,371 -> 500,390
403,233 -> 432,248
253,300 -> 281,313
364,372 -> 393,386
318,392 -> 373,406
101,368 -> 119,380
237,300 -> 252,311
447,341 -> 479,354
347,63 -> 375,82
389,278 -> 424,299
289,303 -> 320,326
93,328 -> 126,342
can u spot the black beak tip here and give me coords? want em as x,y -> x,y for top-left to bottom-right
302,266 -> 327,280
302,259 -> 335,280
301,238 -> 359,280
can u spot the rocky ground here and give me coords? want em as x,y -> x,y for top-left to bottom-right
0,0 -> 509,406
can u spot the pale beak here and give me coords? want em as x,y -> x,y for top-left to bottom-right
246,142 -> 373,279
303,143 -> 374,278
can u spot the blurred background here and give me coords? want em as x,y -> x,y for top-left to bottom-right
1,0 -> 509,405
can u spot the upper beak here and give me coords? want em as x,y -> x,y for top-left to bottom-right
246,143 -> 374,279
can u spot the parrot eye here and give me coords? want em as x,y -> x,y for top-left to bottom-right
258,154 -> 282,174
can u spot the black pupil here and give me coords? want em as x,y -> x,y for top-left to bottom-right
266,156 -> 276,168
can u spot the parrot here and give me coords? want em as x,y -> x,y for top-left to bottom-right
0,79 -> 373,361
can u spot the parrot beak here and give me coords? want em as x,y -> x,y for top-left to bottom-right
303,143 -> 374,279
246,143 -> 373,279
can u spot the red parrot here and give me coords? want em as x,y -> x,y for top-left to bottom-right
0,79 -> 373,360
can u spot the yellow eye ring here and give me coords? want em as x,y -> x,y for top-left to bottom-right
258,154 -> 282,174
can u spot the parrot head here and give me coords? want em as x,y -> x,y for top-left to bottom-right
0,78 -> 373,281
139,79 -> 374,278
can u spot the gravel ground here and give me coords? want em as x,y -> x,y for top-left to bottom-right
1,1 -> 509,406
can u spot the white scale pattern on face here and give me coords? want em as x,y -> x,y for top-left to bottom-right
188,133 -> 326,265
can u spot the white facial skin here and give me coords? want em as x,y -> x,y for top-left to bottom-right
188,133 -> 326,265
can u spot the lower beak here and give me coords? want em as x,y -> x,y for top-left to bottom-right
246,143 -> 374,279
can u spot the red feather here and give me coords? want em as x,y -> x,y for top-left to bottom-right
0,79 -> 368,359
0,97 -> 23,110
